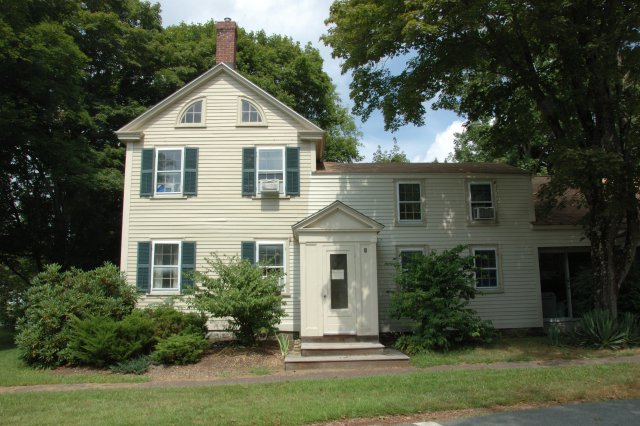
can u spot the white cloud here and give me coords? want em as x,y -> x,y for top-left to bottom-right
419,120 -> 465,162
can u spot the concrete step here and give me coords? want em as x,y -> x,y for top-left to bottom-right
301,341 -> 385,356
284,348 -> 410,371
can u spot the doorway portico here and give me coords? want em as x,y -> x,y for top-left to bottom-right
292,201 -> 384,339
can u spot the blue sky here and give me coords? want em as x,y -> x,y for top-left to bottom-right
158,0 -> 463,162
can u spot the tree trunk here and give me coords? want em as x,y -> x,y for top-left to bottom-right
589,237 -> 619,318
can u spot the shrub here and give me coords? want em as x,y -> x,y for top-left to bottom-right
110,356 -> 152,375
15,263 -> 137,368
188,255 -> 285,346
573,310 -> 627,349
141,306 -> 208,340
67,313 -> 155,368
150,333 -> 209,365
390,245 -> 494,353
619,312 -> 640,347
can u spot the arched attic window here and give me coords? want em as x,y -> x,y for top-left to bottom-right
177,99 -> 205,126
239,98 -> 266,125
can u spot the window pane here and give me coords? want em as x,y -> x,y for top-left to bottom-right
475,249 -> 498,288
475,250 -> 496,268
399,203 -> 421,220
258,244 -> 283,266
157,150 -> 182,172
156,172 -> 182,193
400,250 -> 423,268
399,183 -> 420,202
258,149 -> 283,171
180,101 -> 202,124
154,243 -> 179,266
153,267 -> 179,289
470,184 -> 492,202
241,100 -> 263,123
330,254 -> 348,309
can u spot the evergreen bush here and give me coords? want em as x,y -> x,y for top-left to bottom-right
67,313 -> 154,367
110,356 -> 152,375
15,264 -> 137,368
150,333 -> 209,365
141,306 -> 208,340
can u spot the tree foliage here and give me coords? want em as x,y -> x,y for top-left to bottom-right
188,255 -> 286,346
325,0 -> 640,315
390,245 -> 494,352
372,138 -> 409,163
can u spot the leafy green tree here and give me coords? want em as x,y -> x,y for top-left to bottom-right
325,0 -> 640,315
188,255 -> 286,346
372,138 -> 409,163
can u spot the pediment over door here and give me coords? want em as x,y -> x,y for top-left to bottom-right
292,201 -> 384,238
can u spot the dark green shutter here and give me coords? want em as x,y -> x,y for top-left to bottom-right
242,147 -> 256,196
136,242 -> 151,292
241,241 -> 256,264
183,148 -> 198,196
285,147 -> 300,196
181,242 -> 196,291
140,149 -> 155,197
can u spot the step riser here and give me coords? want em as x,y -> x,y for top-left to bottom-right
301,348 -> 385,356
285,359 -> 410,371
302,336 -> 379,343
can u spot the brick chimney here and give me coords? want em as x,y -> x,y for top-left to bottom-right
216,18 -> 237,69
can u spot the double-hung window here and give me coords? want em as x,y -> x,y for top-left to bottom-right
155,148 -> 183,194
140,147 -> 198,197
257,148 -> 284,194
469,182 -> 495,221
258,242 -> 285,289
397,182 -> 422,222
152,242 -> 181,291
136,241 -> 195,293
473,248 -> 499,289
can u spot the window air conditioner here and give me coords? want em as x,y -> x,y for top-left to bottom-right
473,207 -> 495,220
259,179 -> 281,193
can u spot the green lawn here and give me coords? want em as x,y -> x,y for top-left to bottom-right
0,328 -> 148,387
0,363 -> 639,425
411,336 -> 640,368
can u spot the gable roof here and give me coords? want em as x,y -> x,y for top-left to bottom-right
532,176 -> 586,226
317,162 -> 529,175
116,63 -> 324,142
292,201 -> 384,238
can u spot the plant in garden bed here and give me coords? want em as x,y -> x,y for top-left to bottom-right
574,310 -> 640,349
110,356 -> 152,375
390,245 -> 494,353
150,333 -> 209,365
15,263 -> 137,368
187,255 -> 285,346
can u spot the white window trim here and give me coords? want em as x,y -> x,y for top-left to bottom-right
256,240 -> 287,294
154,147 -> 185,197
468,181 -> 496,223
256,147 -> 286,195
396,181 -> 423,223
472,246 -> 501,291
151,240 -> 182,293
237,97 -> 267,126
176,98 -> 206,128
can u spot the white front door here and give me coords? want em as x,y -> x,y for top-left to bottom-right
323,246 -> 357,334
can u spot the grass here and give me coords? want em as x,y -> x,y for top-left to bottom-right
0,363 -> 638,425
411,336 -> 640,368
250,366 -> 271,376
0,327 -> 148,387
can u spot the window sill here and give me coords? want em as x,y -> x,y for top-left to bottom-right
175,124 -> 207,129
147,195 -> 190,200
395,221 -> 426,227
236,123 -> 268,128
467,220 -> 498,226
476,287 -> 503,294
148,290 -> 182,296
251,194 -> 291,200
